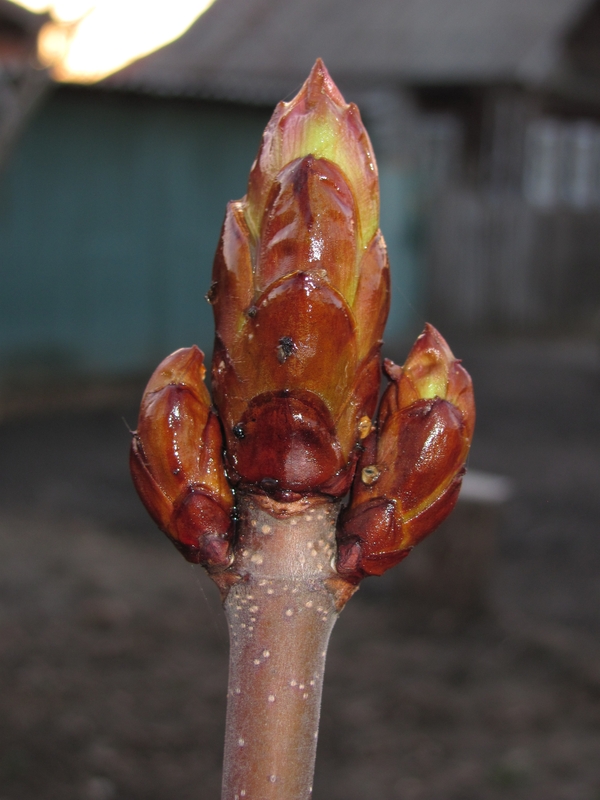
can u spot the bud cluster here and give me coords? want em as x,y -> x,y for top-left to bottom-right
130,60 -> 475,580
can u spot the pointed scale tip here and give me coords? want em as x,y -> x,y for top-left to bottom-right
246,59 -> 379,248
401,323 -> 455,402
145,345 -> 207,397
417,323 -> 455,362
302,58 -> 346,109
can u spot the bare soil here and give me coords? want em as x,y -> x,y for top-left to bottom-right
1,337 -> 600,800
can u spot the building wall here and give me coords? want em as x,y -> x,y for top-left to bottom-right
0,85 -> 424,385
0,87 -> 271,382
427,188 -> 600,332
418,88 -> 600,333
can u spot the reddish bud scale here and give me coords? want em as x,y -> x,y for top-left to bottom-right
337,324 -> 475,582
130,346 -> 234,567
129,60 -> 475,585
210,60 -> 390,500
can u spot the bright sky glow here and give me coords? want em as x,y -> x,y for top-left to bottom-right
13,0 -> 216,83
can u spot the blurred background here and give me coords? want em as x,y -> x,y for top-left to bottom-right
1,0 -> 600,798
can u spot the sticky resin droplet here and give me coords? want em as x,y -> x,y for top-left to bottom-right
268,694 -> 275,703
361,464 -> 381,485
238,738 -> 245,747
358,415 -> 372,439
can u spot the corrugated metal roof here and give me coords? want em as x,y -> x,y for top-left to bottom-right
103,0 -> 592,101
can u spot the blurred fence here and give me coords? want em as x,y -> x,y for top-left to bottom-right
427,189 -> 600,334
418,95 -> 600,333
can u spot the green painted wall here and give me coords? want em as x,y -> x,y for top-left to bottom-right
0,86 -> 421,384
0,87 -> 271,380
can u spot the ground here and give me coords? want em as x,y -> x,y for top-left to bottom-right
0,337 -> 599,800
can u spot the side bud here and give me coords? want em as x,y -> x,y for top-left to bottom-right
130,346 -> 234,568
337,324 -> 475,582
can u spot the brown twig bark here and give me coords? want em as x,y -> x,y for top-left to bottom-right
216,495 -> 356,800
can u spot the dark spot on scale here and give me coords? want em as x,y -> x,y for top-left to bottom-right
205,282 -> 218,304
261,477 -> 279,492
233,424 -> 245,439
277,336 -> 296,363
246,305 -> 258,318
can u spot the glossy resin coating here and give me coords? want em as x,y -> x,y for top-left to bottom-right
337,324 -> 475,581
130,60 -> 475,580
130,346 -> 234,566
209,59 -> 389,501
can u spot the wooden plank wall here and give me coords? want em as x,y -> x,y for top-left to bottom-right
0,86 -> 425,384
0,87 -> 271,383
427,188 -> 600,333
